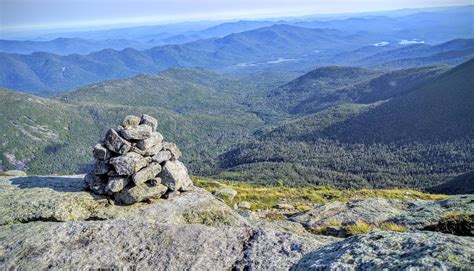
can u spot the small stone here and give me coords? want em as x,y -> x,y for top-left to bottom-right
104,128 -> 131,154
152,150 -> 172,163
119,124 -> 152,140
114,183 -> 168,205
94,160 -> 110,175
84,173 -> 107,195
238,201 -> 252,209
142,143 -> 163,156
109,152 -> 147,176
275,203 -> 294,210
162,142 -> 182,160
93,143 -> 110,160
105,176 -> 130,193
132,163 -> 162,185
130,145 -> 145,156
121,115 -> 140,129
160,160 -> 193,191
214,188 -> 238,201
140,114 -> 158,131
136,132 -> 163,150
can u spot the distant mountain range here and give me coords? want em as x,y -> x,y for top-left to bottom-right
1,24 -> 473,95
0,25 -> 383,94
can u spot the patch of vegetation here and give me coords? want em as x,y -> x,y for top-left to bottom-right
194,176 -> 446,211
345,221 -> 373,235
424,211 -> 474,236
378,222 -> 408,232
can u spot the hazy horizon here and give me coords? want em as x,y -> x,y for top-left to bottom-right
1,0 -> 471,34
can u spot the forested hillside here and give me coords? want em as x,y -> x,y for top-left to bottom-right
218,60 -> 474,189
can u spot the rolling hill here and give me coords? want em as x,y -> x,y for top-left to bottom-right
268,64 -> 449,114
0,68 -> 266,175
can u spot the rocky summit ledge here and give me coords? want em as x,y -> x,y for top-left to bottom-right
0,175 -> 245,226
0,174 -> 334,270
1,174 -> 473,270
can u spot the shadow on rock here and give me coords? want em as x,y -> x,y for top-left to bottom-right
10,176 -> 85,193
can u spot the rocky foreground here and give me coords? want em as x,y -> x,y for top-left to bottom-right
0,172 -> 473,270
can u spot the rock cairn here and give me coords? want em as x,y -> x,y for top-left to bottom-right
84,114 -> 193,205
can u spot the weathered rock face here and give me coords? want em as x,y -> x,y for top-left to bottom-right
292,231 -> 474,270
0,220 -> 332,270
83,114 -> 195,205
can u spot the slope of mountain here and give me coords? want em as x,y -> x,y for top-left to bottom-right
268,66 -> 380,114
268,64 -> 449,114
218,60 -> 474,189
429,171 -> 474,195
328,59 -> 474,143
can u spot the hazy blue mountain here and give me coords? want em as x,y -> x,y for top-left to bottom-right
0,38 -> 161,55
0,24 -> 383,94
296,5 -> 474,44
354,39 -> 474,68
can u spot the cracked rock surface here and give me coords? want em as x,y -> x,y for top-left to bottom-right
292,231 -> 474,271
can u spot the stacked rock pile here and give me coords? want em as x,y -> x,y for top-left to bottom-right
84,114 -> 193,205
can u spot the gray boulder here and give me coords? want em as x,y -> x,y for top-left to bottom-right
109,152 -> 147,176
162,142 -> 182,160
132,163 -> 162,185
140,114 -> 158,131
119,124 -> 152,140
152,150 -> 172,163
121,115 -> 140,129
92,143 -> 110,160
84,173 -> 107,195
136,132 -> 163,150
104,128 -> 131,154
292,231 -> 474,270
161,160 -> 193,191
214,188 -> 238,201
142,143 -> 163,156
105,176 -> 130,193
238,201 -> 252,209
114,183 -> 168,205
93,160 -> 110,175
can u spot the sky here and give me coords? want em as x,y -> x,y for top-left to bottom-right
1,0 -> 471,32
